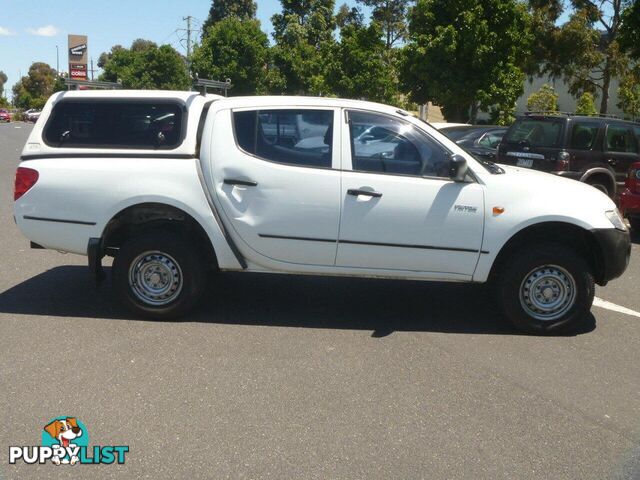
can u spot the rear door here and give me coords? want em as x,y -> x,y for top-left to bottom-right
498,117 -> 565,171
208,107 -> 341,266
603,123 -> 640,183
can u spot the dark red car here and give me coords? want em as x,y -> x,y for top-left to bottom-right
0,109 -> 10,123
620,161 -> 640,230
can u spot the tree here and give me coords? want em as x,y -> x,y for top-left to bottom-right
11,62 -> 58,109
202,0 -> 257,36
356,0 -> 410,49
618,69 -> 640,121
526,83 -> 558,112
327,22 -> 399,103
401,0 -> 532,123
619,0 -> 640,60
99,40 -> 190,90
575,91 -> 597,115
0,70 -> 7,98
336,3 -> 363,28
270,0 -> 337,95
528,0 -> 634,114
192,18 -> 275,95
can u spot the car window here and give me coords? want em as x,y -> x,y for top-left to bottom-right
634,126 -> 640,145
569,122 -> 599,150
504,118 -> 564,148
347,110 -> 450,178
605,125 -> 638,153
478,132 -> 504,148
43,101 -> 184,149
233,109 -> 333,168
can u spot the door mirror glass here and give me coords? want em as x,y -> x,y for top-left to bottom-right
449,154 -> 468,182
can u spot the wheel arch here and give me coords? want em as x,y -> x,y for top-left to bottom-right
488,221 -> 607,285
101,201 -> 218,270
580,167 -> 616,196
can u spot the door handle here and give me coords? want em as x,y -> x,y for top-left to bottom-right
347,188 -> 382,198
224,178 -> 258,187
606,158 -> 618,166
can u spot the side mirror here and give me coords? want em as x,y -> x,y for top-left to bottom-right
449,154 -> 468,182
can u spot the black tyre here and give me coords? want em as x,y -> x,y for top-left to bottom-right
496,243 -> 594,334
586,179 -> 611,198
112,231 -> 207,319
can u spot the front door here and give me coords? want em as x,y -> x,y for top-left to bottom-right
336,110 -> 485,277
208,107 -> 341,266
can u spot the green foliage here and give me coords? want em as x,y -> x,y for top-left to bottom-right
575,91 -> 597,115
356,0 -> 409,49
99,40 -> 190,90
528,0 -> 632,114
270,0 -> 337,95
202,0 -> 257,36
617,70 -> 640,121
400,0 -> 532,122
526,83 -> 558,112
619,0 -> 640,60
327,23 -> 399,103
11,62 -> 58,109
192,18 -> 275,95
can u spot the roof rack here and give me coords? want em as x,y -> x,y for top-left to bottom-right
524,110 -> 623,119
193,76 -> 233,97
64,78 -> 122,90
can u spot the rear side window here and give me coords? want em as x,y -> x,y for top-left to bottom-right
233,109 -> 333,168
605,125 -> 638,153
569,122 -> 599,150
44,101 -> 185,149
505,118 -> 564,148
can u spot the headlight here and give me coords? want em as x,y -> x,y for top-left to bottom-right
605,209 -> 627,231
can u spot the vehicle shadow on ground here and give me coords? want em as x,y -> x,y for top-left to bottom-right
0,266 -> 595,337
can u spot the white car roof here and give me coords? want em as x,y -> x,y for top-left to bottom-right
50,90 -> 222,103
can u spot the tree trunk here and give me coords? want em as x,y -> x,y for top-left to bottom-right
469,102 -> 478,124
600,56 -> 612,115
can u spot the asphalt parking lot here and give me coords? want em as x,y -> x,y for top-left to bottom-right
1,122 -> 640,479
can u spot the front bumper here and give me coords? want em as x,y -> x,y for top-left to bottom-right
591,228 -> 631,284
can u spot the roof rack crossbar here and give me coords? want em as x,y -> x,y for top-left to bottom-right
63,78 -> 122,90
193,76 -> 233,97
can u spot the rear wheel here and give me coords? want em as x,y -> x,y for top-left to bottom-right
496,243 -> 594,334
586,178 -> 612,197
112,231 -> 207,319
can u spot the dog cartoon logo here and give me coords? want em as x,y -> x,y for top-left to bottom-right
43,417 -> 84,465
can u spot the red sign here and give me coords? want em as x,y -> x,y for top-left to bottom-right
70,63 -> 87,79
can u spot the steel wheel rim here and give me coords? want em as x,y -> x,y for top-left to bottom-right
128,251 -> 183,306
519,264 -> 576,321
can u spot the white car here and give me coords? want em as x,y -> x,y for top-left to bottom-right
14,91 -> 631,334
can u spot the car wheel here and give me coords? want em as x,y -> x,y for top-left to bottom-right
496,243 -> 594,334
112,231 -> 207,320
586,179 -> 611,197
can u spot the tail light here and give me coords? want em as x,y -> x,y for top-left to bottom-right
14,167 -> 39,201
553,151 -> 570,171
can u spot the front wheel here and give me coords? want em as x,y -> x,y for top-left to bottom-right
496,243 -> 594,334
112,231 -> 207,320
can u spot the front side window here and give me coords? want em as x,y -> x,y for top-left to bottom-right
606,125 -> 638,153
347,110 -> 450,177
233,109 -> 333,168
569,122 -> 599,150
44,101 -> 184,149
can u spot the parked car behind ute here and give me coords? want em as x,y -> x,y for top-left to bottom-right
497,113 -> 640,197
439,125 -> 507,161
13,91 -> 631,334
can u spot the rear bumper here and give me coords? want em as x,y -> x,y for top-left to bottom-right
591,228 -> 631,284
619,187 -> 640,218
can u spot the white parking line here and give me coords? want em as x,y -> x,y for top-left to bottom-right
593,297 -> 640,318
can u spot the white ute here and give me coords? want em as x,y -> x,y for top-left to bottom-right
14,90 -> 631,334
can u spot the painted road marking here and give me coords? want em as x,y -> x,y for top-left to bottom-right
593,297 -> 640,318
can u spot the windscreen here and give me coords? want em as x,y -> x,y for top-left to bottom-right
504,118 -> 564,148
